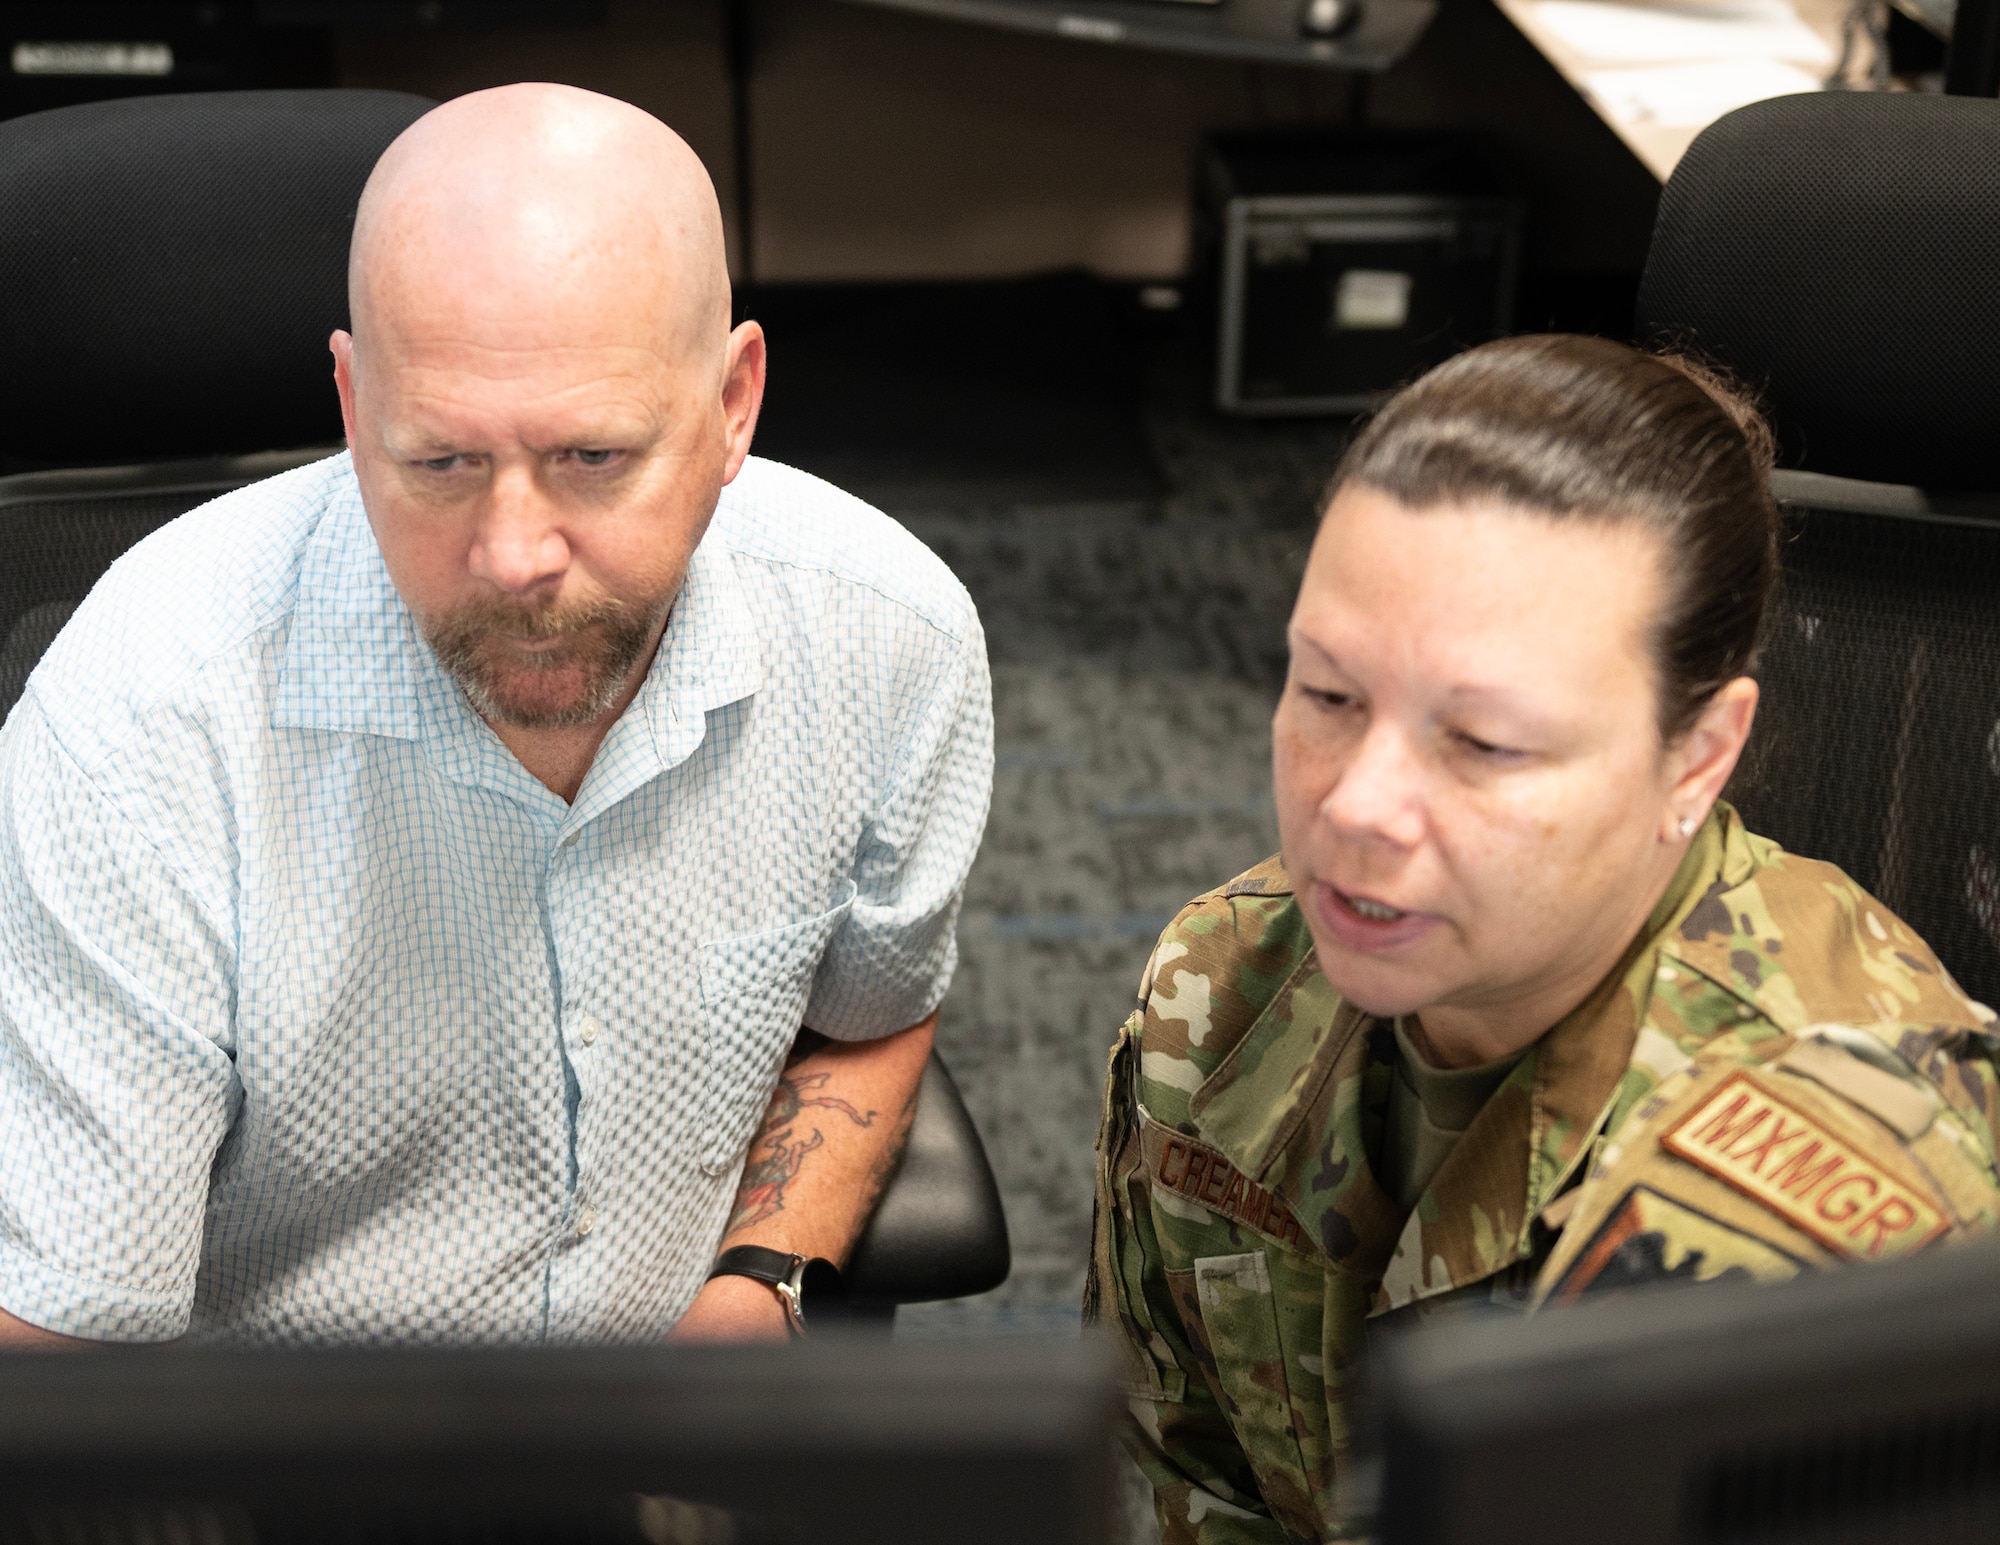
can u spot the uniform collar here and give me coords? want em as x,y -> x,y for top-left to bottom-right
274,455 -> 764,815
1193,808 -> 1734,1309
1192,977 -> 1404,1281
1659,803 -> 1981,1044
1661,805 -> 1808,1031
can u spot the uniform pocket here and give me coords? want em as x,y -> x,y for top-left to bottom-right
1193,1250 -> 1319,1534
696,885 -> 856,1177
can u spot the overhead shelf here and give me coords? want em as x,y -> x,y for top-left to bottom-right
836,0 -> 1440,71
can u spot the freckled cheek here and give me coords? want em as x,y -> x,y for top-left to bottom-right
1270,717 -> 1342,845
1426,782 -> 1570,922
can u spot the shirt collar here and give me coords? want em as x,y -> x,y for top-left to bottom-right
275,456 -> 764,812
1192,807 -> 1736,1310
273,455 -> 426,741
567,523 -> 763,826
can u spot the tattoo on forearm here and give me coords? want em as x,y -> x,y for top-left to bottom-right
727,1071 -> 878,1234
859,1082 -> 923,1213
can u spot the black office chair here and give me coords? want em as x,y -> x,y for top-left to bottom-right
0,89 -> 1009,1313
0,90 -> 435,717
846,1053 -> 1010,1310
1635,91 -> 2000,1009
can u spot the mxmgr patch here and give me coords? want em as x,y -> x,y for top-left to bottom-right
1662,1071 -> 1948,1261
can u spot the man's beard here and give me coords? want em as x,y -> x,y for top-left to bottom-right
424,592 -> 667,731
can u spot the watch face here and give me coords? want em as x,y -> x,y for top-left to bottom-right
799,1257 -> 847,1323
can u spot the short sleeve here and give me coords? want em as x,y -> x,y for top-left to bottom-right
0,701 -> 240,1340
801,606 -> 993,1040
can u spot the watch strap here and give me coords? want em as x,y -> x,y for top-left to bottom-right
707,1245 -> 846,1334
708,1244 -> 802,1289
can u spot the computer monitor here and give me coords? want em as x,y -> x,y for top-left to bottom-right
0,1335 -> 1115,1545
1375,1238 -> 2000,1544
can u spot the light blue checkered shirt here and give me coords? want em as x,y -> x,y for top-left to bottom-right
0,453 -> 991,1346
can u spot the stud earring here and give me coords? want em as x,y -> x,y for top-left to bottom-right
1678,815 -> 1696,838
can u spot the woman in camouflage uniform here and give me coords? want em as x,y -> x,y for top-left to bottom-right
1088,335 -> 2000,1544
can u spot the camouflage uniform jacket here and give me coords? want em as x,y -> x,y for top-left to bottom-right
1087,804 -> 2000,1544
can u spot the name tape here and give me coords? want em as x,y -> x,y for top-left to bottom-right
1141,1120 -> 1303,1250
1661,1072 -> 1947,1261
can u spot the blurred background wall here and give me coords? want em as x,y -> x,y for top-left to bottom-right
332,0 -> 1659,300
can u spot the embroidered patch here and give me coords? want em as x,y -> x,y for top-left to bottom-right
1140,1118 -> 1303,1250
1548,1185 -> 1808,1305
1661,1072 -> 1949,1261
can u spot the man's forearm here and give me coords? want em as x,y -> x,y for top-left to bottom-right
0,1304 -> 90,1350
721,1012 -> 935,1264
666,1011 -> 936,1341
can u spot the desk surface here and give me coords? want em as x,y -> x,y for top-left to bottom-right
1492,0 -> 1859,180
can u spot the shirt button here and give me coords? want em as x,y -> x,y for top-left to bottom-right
558,830 -> 580,850
575,1206 -> 599,1238
577,1014 -> 601,1047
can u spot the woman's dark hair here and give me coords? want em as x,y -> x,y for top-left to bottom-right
1328,333 -> 1779,742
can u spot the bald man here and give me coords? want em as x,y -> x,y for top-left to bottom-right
0,85 -> 991,1347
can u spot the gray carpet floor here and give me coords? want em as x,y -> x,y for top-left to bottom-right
879,376 -> 1350,1337
763,310 -> 1354,1541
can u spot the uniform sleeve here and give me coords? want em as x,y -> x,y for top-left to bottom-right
0,703 -> 239,1340
803,603 -> 993,1040
1089,1028 -> 1292,1545
1535,1025 -> 2000,1306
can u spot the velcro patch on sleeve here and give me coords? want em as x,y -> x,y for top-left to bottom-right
1661,1072 -> 1949,1261
1140,1116 -> 1304,1251
1547,1185 -> 1808,1305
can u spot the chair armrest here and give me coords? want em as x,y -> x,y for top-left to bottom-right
844,1051 -> 1011,1305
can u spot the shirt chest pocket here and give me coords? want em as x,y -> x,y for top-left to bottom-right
696,886 -> 856,1178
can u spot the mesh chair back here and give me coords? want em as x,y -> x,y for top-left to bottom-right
0,452 -> 334,723
1727,509 -> 2000,1009
1637,93 -> 2000,1009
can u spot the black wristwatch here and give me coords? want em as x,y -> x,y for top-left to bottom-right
707,1245 -> 846,1335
